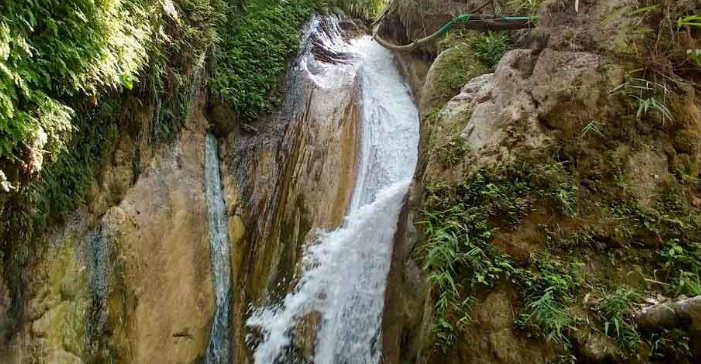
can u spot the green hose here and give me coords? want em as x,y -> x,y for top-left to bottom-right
373,13 -> 538,52
434,14 -> 473,38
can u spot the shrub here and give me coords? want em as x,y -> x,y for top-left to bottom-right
0,0 -> 157,174
212,0 -> 382,122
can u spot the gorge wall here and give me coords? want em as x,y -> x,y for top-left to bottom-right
2,1 -> 701,364
0,12 -> 367,364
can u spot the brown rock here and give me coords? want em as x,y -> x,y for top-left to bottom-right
103,105 -> 216,364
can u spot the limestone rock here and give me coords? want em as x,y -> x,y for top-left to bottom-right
103,106 -> 215,364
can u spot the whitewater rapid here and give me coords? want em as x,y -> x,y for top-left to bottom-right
247,17 -> 419,364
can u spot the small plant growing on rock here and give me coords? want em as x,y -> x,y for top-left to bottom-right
598,288 -> 641,354
658,240 -> 701,297
648,328 -> 694,361
610,75 -> 674,125
515,257 -> 581,347
434,137 -> 470,166
471,31 -> 511,71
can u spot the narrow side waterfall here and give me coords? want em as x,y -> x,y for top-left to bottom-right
204,133 -> 232,364
248,17 -> 419,364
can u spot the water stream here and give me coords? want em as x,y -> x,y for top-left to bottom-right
204,133 -> 232,364
247,17 -> 419,364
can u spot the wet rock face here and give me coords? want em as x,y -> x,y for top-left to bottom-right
101,107 -> 215,364
217,18 -> 365,364
3,98 -> 216,364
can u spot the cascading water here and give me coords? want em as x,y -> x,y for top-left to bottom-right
248,17 -> 419,364
204,133 -> 232,364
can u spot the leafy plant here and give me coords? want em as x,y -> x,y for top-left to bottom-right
515,258 -> 581,347
599,289 -> 641,353
581,121 -> 604,138
211,0 -> 322,121
471,31 -> 511,71
0,0 -> 226,284
0,0 -> 158,172
676,15 -> 701,28
434,137 -> 469,166
648,328 -> 693,361
610,75 -> 674,124
431,34 -> 491,110
658,240 -> 701,296
418,175 -> 520,350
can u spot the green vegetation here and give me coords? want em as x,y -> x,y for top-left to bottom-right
610,74 -> 674,125
419,136 -> 701,358
439,31 -> 511,72
325,0 -> 385,18
1,0 -> 385,280
150,0 -> 226,143
212,0 -> 381,122
0,0 -> 156,176
419,178 -> 513,351
427,42 -> 489,110
434,136 -> 470,166
658,240 -> 701,296
648,328 -> 694,361
211,0 -> 317,121
471,31 -> 511,71
616,2 -> 701,126
0,0 -> 227,282
598,289 -> 641,353
509,0 -> 543,14
514,257 -> 582,346
419,152 -> 581,350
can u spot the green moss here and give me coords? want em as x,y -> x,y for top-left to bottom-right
424,43 -> 489,112
273,198 -> 312,303
440,31 -> 511,71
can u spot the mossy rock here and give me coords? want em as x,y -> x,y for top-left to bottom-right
420,43 -> 489,115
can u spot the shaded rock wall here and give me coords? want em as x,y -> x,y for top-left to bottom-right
1,91 -> 215,364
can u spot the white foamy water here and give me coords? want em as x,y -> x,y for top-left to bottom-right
247,17 -> 419,364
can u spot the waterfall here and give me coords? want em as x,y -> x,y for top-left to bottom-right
204,133 -> 232,364
247,17 -> 419,364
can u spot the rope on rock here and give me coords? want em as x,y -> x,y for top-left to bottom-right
372,13 -> 537,53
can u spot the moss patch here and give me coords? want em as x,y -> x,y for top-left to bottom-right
421,43 -> 489,114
